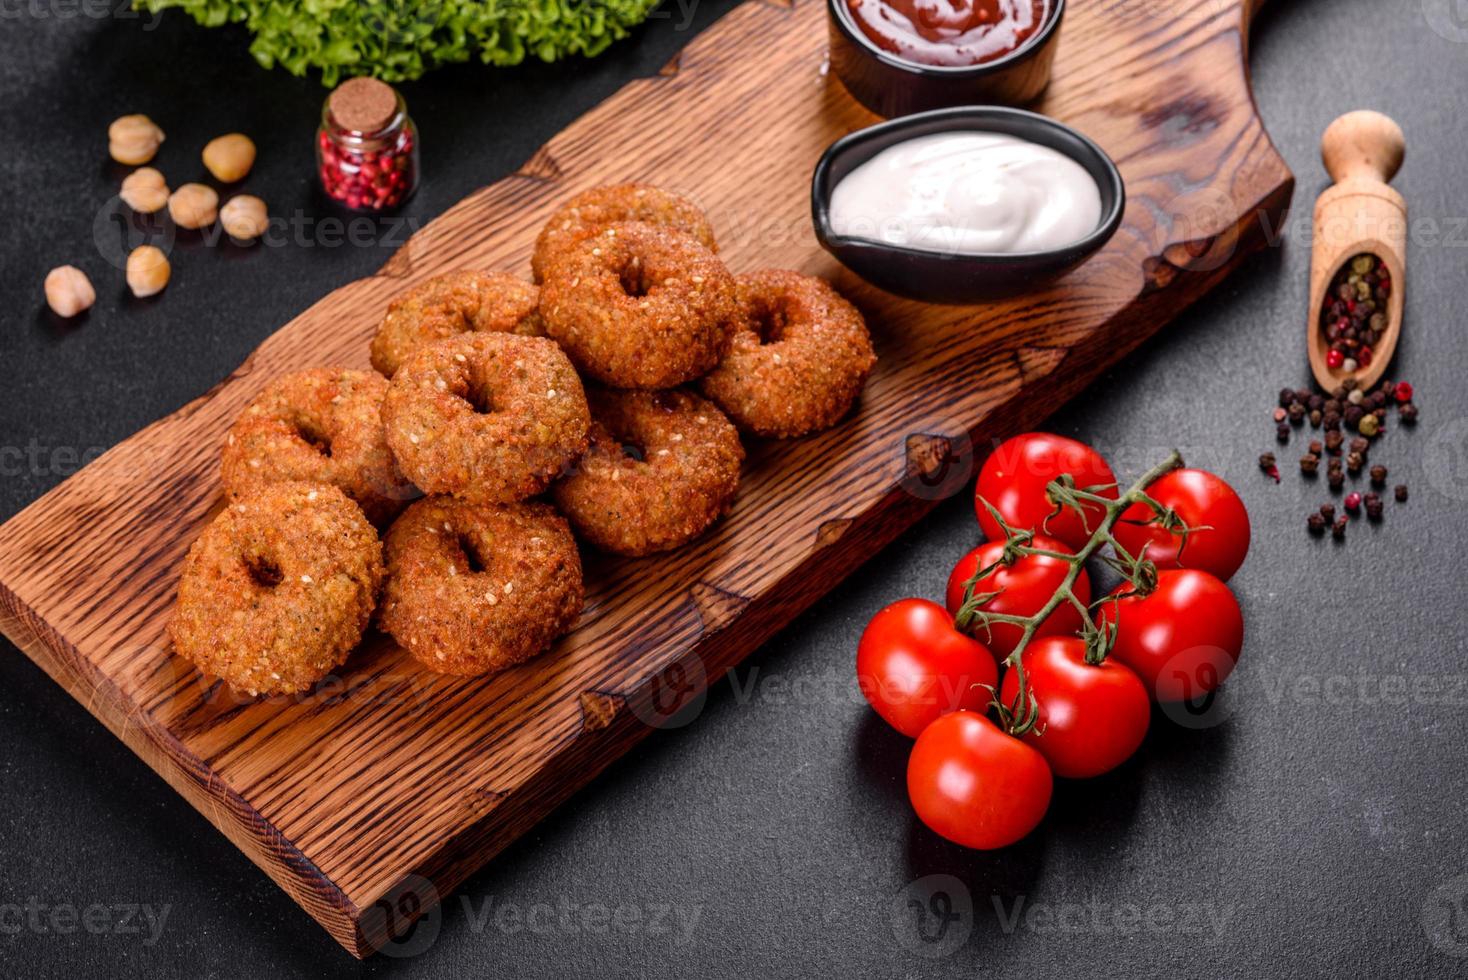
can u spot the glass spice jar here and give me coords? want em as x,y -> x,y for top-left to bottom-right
317,77 -> 418,212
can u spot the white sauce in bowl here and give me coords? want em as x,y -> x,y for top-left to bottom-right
827,131 -> 1104,255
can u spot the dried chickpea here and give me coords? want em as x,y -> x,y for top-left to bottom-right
220,195 -> 269,241
108,114 -> 165,165
119,167 -> 170,213
168,183 -> 219,230
202,133 -> 257,183
126,245 -> 171,298
43,266 -> 96,318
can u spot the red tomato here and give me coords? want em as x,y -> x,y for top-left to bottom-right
857,599 -> 998,738
906,711 -> 1053,850
998,637 -> 1150,778
1113,468 -> 1250,582
976,433 -> 1118,551
943,535 -> 1091,661
1097,569 -> 1243,703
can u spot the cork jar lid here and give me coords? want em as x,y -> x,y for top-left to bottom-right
329,77 -> 399,134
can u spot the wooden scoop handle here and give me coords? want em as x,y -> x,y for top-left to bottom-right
1322,110 -> 1405,186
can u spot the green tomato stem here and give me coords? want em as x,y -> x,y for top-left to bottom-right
960,449 -> 1187,732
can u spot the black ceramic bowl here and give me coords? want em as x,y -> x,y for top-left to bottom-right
811,107 -> 1125,304
827,0 -> 1065,117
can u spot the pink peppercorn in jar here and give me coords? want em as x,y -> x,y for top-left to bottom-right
317,77 -> 418,212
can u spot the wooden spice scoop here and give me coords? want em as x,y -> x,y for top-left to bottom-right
1308,110 -> 1406,391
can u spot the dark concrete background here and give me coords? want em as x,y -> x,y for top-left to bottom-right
3,0 -> 1467,976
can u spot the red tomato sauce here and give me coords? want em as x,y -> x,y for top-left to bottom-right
846,0 -> 1051,68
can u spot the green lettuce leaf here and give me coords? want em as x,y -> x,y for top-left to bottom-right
134,0 -> 663,86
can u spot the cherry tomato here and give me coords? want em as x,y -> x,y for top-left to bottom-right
906,710 -> 1053,850
857,599 -> 998,738
976,433 -> 1118,551
1113,468 -> 1250,582
998,637 -> 1150,779
1097,569 -> 1243,703
944,535 -> 1092,661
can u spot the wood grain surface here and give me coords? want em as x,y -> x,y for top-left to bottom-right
0,0 -> 1292,958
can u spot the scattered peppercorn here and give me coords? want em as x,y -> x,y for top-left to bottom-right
1265,377 -> 1419,547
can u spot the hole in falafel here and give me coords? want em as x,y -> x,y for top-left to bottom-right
619,256 -> 652,299
461,381 -> 497,415
457,534 -> 488,574
749,298 -> 791,345
294,418 -> 334,458
245,555 -> 284,589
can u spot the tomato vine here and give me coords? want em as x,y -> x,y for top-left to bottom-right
954,449 -> 1203,734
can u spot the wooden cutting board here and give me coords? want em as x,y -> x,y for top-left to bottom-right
0,0 -> 1290,958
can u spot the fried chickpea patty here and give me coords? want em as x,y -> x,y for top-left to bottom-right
383,332 -> 590,504
699,270 -> 876,438
379,497 -> 583,676
531,183 -> 718,283
169,482 -> 384,696
221,368 -> 412,525
539,223 -> 737,390
370,271 -> 542,377
552,387 -> 743,556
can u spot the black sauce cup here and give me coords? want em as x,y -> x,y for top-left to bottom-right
827,0 -> 1065,117
811,106 -> 1126,304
